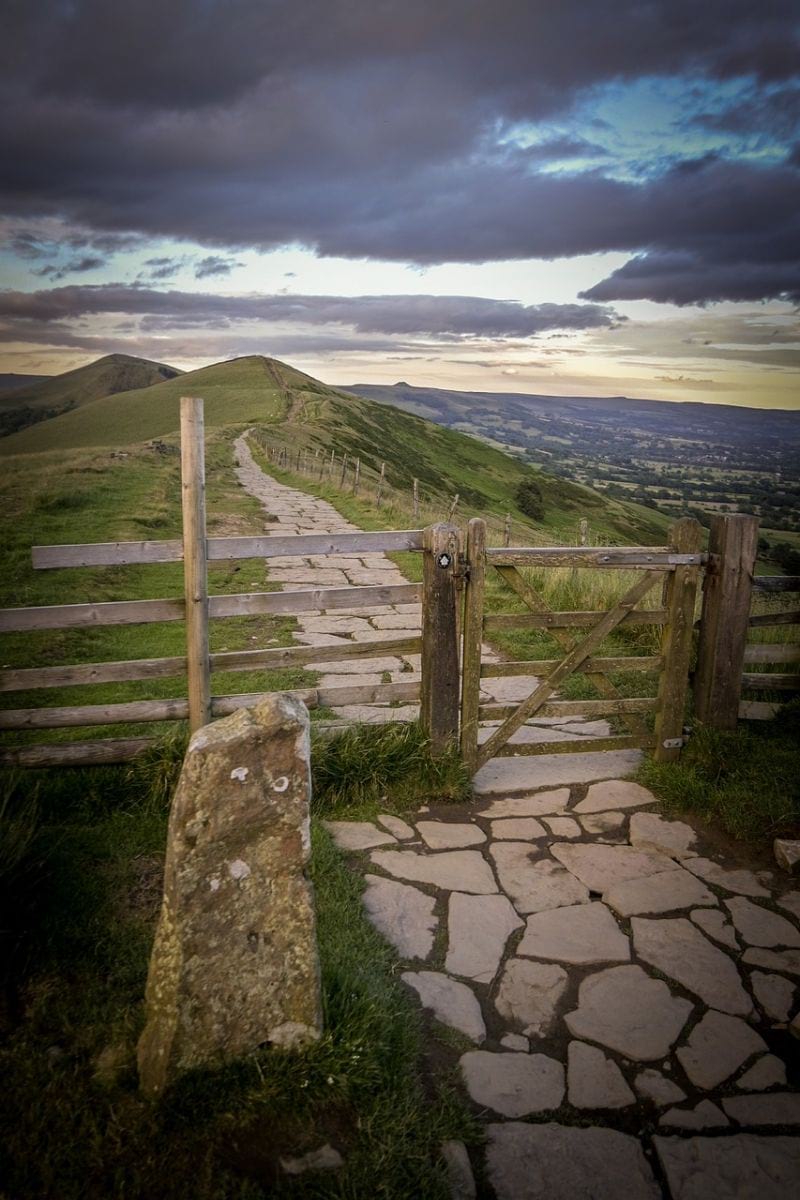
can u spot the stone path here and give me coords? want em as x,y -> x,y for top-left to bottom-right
233,435 -> 644,780
325,779 -> 800,1199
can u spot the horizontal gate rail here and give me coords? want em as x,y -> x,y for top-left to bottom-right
479,697 -> 659,721
31,528 -> 425,569
483,609 -> 668,632
480,655 -> 662,678
488,547 -> 705,569
0,582 -> 421,632
490,734 -> 656,758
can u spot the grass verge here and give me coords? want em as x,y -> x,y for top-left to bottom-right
638,701 -> 800,844
0,761 -> 476,1199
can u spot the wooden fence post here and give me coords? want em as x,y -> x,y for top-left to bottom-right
352,457 -> 360,494
420,523 -> 461,754
339,453 -> 348,488
503,513 -> 511,547
460,518 -> 486,770
180,396 -> 211,732
413,479 -> 419,520
653,517 -> 704,761
376,461 -> 386,506
694,513 -> 759,730
447,493 -> 460,522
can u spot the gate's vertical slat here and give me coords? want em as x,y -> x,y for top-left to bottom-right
654,517 -> 703,761
693,514 -> 759,730
420,523 -> 461,754
180,396 -> 211,732
460,518 -> 486,769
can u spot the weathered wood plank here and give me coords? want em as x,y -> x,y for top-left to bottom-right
0,597 -> 185,632
460,518 -> 486,770
693,514 -> 758,731
743,643 -> 800,664
751,576 -> 800,593
748,610 -> 800,627
488,547 -> 704,569
181,396 -> 211,731
491,735 -> 655,758
741,673 -> 800,692
654,518 -> 703,761
0,738 -> 156,767
32,529 -> 426,569
33,540 -> 183,568
483,609 -> 667,631
209,582 -> 420,618
479,697 -> 658,720
420,523 -> 461,753
476,571 -> 660,768
0,636 -> 423,693
0,698 -> 191,729
480,656 -> 662,677
738,700 -> 782,720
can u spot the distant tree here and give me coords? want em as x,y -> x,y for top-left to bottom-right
515,478 -> 545,520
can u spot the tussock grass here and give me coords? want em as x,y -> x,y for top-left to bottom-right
0,765 -> 476,1198
639,701 -> 800,844
311,720 -> 471,817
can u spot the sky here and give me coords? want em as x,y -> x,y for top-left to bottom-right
1,1 -> 799,408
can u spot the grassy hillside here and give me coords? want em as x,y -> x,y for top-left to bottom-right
0,356 -> 293,453
0,353 -> 181,413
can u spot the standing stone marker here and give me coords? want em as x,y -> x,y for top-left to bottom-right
138,695 -> 322,1097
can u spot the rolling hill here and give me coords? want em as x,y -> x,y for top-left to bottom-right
1,353 -> 182,413
0,353 -> 670,544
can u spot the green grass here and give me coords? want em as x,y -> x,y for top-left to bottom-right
639,701 -> 800,843
0,761 -> 477,1199
311,721 -> 471,818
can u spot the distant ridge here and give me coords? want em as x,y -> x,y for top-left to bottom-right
0,373 -> 51,396
3,353 -> 182,415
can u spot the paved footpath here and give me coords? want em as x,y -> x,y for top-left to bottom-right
325,780 -> 800,1199
234,436 -> 799,1196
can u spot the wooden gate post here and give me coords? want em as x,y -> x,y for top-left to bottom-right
654,517 -> 703,762
694,513 -> 759,730
420,523 -> 461,754
460,518 -> 486,770
180,396 -> 211,732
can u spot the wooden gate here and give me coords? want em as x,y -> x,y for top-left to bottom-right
459,517 -> 705,772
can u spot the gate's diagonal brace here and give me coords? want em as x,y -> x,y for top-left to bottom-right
492,564 -> 653,739
476,571 -> 660,769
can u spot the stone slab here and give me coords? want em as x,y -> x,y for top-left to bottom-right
634,1069 -> 686,1107
490,817 -> 548,840
606,868 -> 717,917
486,1123 -> 659,1200
517,902 -> 630,965
737,1055 -> 787,1090
632,917 -> 753,1015
459,1051 -> 564,1117
416,821 -> 486,849
742,947 -> 800,977
654,1133 -> 800,1200
376,814 -> 416,840
323,820 -> 396,851
441,1140 -> 476,1200
629,811 -> 697,859
722,1093 -> 800,1125
551,843 -> 679,894
361,874 -> 437,960
477,789 -> 570,819
445,893 -> 523,983
750,970 -> 796,1021
676,1010 -> 767,1089
568,1041 -> 635,1109
402,971 -> 486,1042
725,897 -> 800,948
690,908 -> 738,949
489,845 -> 590,914
542,816 -> 581,838
684,857 -> 771,898
565,964 -> 692,1060
473,750 -> 643,795
660,1101 -> 729,1129
371,848 -> 498,894
494,958 -> 569,1037
573,779 -> 658,814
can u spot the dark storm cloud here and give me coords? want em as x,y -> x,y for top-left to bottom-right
581,251 -> 800,306
2,1 -> 799,304
0,286 -> 619,339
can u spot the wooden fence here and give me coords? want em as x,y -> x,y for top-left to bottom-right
1,406 -> 796,769
694,513 -> 800,726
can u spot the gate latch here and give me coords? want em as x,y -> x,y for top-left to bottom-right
662,737 -> 685,750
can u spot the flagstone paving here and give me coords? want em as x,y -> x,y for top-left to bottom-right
324,780 -> 800,1198
233,437 -> 800,1194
